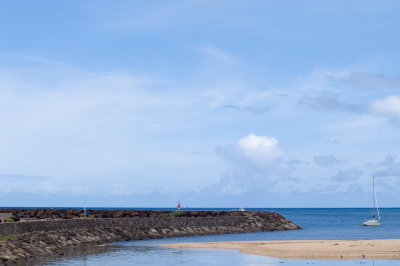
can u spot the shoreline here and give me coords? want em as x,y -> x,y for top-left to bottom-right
161,239 -> 400,260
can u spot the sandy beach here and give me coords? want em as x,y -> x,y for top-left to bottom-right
162,239 -> 400,260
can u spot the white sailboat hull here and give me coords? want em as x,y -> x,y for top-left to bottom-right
362,219 -> 380,226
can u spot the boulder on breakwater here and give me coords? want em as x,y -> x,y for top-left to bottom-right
0,210 -> 300,263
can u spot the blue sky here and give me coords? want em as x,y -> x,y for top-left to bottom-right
1,0 -> 400,207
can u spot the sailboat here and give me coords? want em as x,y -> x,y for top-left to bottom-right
362,176 -> 381,226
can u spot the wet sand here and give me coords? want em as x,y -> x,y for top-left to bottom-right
161,239 -> 400,260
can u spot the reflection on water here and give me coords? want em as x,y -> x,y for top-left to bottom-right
36,238 -> 398,266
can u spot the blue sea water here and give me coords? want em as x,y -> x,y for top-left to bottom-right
37,208 -> 400,265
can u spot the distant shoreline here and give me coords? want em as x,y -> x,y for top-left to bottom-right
162,239 -> 400,260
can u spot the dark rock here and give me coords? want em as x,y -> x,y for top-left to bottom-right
112,210 -> 124,218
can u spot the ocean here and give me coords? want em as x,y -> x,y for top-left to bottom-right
33,208 -> 400,265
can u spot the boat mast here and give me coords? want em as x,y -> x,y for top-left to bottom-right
373,176 -> 380,221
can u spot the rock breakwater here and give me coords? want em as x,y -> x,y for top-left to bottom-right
0,210 -> 300,263
0,208 -> 281,220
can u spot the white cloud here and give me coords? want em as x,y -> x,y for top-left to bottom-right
295,69 -> 400,127
369,95 -> 400,118
299,96 -> 362,112
219,174 -> 248,195
350,72 -> 400,89
375,164 -> 400,178
194,43 -> 239,64
313,154 -> 342,167
237,134 -> 283,165
216,134 -> 284,169
0,64 -> 211,191
211,134 -> 300,196
0,177 -> 60,194
331,169 -> 362,182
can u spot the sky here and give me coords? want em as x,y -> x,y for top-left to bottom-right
1,0 -> 400,208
